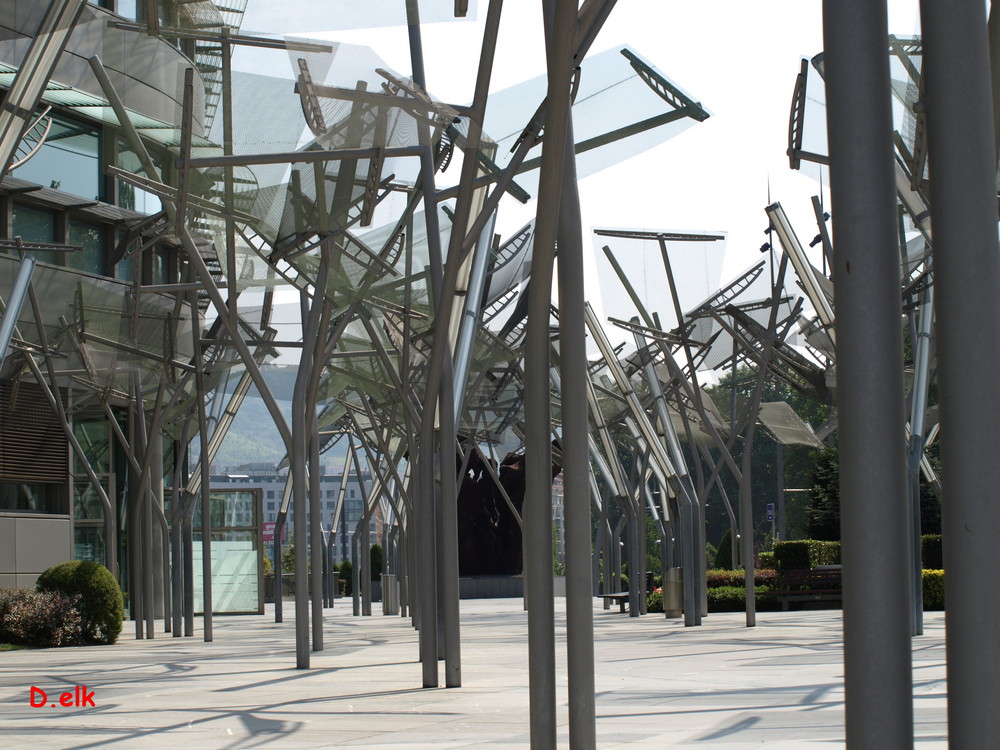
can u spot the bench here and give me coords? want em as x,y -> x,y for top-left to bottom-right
599,592 -> 630,613
768,567 -> 842,611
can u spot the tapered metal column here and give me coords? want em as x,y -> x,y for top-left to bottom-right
291,336 -> 312,667
906,288 -> 933,637
351,532 -> 361,617
144,428 -> 161,638
405,0 -> 441,688
309,414 -> 324,649
183,505 -> 194,637
273,504 -> 287,623
556,114 -> 595,745
170,439 -> 185,637
823,2 -> 912,746
193,379 -> 213,643
524,0 -> 577,745
738,408 -> 756,626
920,1 -> 1000,744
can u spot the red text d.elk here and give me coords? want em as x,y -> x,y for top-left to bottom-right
29,685 -> 96,708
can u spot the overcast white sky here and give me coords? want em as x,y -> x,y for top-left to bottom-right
238,0 -> 925,344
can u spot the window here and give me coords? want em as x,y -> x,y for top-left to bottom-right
266,491 -> 275,499
11,204 -> 59,264
152,248 -> 171,283
267,501 -> 275,510
67,220 -> 106,275
0,483 -> 61,513
349,489 -> 355,498
117,0 -> 138,21
116,139 -> 163,214
13,114 -> 103,201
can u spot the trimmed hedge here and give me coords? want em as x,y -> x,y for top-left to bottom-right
758,551 -> 775,570
36,561 -> 123,645
773,540 -> 810,570
706,586 -> 781,613
921,535 -> 943,570
706,569 -> 778,589
647,569 -> 945,614
0,589 -> 84,647
773,540 -> 841,570
923,569 -> 944,611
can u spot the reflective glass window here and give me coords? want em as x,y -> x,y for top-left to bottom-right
116,141 -> 163,214
13,115 -> 103,201
68,220 -> 106,275
11,204 -> 58,264
0,482 -> 59,513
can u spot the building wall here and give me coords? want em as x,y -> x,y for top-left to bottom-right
0,1 -> 205,588
0,512 -> 72,589
0,2 -> 206,133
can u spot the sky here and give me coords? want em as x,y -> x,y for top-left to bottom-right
218,1 -> 930,464
235,0 -> 925,345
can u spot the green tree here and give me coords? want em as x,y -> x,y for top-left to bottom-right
806,445 -> 841,540
704,366 -> 831,548
370,544 -> 383,580
714,528 -> 733,569
338,560 -> 353,596
804,442 -> 941,541
280,544 -> 311,573
645,515 -> 662,575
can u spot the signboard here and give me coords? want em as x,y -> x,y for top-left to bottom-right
766,502 -> 775,522
263,521 -> 285,542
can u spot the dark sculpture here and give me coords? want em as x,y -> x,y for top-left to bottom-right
457,444 -> 561,576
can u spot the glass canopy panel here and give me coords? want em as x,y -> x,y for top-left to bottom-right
483,46 -> 707,195
0,256 -> 196,405
241,0 -> 478,33
592,231 -> 727,343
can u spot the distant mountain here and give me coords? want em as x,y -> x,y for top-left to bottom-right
211,396 -> 289,469
204,365 -> 349,471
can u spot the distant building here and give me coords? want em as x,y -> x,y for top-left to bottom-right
211,463 -> 379,564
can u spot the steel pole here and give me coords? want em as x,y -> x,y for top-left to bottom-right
920,0 -> 1000,744
556,117 -> 596,747
823,1 -> 913,745
524,0 -> 578,745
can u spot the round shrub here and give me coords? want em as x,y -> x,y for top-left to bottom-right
646,590 -> 663,613
36,561 -> 123,645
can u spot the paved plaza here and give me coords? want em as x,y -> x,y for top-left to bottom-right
0,599 -> 946,748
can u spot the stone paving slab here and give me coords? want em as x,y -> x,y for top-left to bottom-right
0,598 -> 947,748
